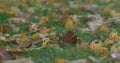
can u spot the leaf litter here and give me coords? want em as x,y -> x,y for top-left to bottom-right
0,0 -> 120,63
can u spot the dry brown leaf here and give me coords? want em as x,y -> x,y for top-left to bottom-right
111,45 -> 120,62
61,31 -> 77,44
82,15 -> 104,32
0,1 -> 6,8
76,42 -> 89,49
83,4 -> 100,14
48,0 -> 57,4
104,38 -> 114,45
19,32 -> 28,42
7,48 -> 28,53
0,46 -> 11,62
13,33 -> 32,48
114,36 -> 120,42
49,35 -> 58,41
0,24 -> 10,33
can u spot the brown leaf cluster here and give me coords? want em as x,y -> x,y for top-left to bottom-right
0,24 -> 9,33
61,31 -> 77,44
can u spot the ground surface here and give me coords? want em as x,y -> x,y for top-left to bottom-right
0,0 -> 120,63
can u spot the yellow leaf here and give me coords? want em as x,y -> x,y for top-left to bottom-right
11,48 -> 20,53
99,25 -> 109,32
111,45 -> 117,51
64,18 -> 75,29
39,16 -> 49,25
19,32 -> 28,42
39,28 -> 51,34
90,41 -> 108,55
101,47 -> 109,56
0,36 -> 6,41
90,41 -> 102,52
41,40 -> 49,48
49,35 -> 58,41
32,34 -> 39,39
109,31 -> 118,38
110,10 -> 120,17
109,31 -> 120,41
54,58 -> 68,63
101,7 -> 111,16
111,45 -> 120,51
5,45 -> 11,49
104,38 -> 114,45
90,41 -> 103,48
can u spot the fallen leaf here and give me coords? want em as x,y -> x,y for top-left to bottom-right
8,18 -> 27,24
39,16 -> 49,26
64,18 -> 75,29
61,31 -> 77,44
19,32 -> 28,42
111,10 -> 120,17
101,7 -> 111,16
41,40 -> 49,48
49,35 -> 58,41
111,45 -> 120,62
88,56 -> 105,63
0,24 -> 10,33
32,34 -> 39,40
76,42 -> 89,49
0,36 -> 6,41
39,28 -> 51,34
104,38 -> 114,46
114,36 -> 120,42
0,2 -> 6,8
0,46 -> 11,61
68,59 -> 87,63
54,57 -> 68,63
90,41 -> 108,56
82,14 -> 104,32
109,31 -> 118,39
3,57 -> 34,63
83,4 -> 100,14
29,23 -> 39,32
99,25 -> 109,32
